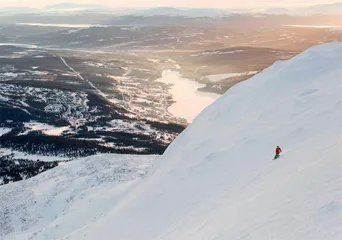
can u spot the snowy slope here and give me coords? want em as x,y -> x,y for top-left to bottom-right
0,154 -> 157,240
70,42 -> 342,240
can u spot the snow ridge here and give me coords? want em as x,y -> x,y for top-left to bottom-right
0,154 -> 157,240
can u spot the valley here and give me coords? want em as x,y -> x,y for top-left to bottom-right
1,3 -> 342,240
1,12 -> 342,185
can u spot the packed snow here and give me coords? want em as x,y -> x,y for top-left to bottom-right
2,42 -> 342,240
0,154 -> 157,239
77,42 -> 341,239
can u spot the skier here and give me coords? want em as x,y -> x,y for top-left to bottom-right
274,146 -> 282,160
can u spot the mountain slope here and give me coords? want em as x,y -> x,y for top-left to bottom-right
1,154 -> 156,239
2,42 -> 342,240
74,42 -> 342,240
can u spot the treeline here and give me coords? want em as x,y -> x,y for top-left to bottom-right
0,154 -> 58,185
0,133 -> 168,158
0,134 -> 109,158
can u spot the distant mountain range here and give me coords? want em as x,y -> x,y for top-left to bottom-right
263,2 -> 342,15
127,7 -> 231,18
45,3 -> 105,9
1,2 -> 342,17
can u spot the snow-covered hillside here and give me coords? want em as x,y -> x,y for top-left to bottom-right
0,154 -> 157,240
75,42 -> 342,240
2,42 -> 342,240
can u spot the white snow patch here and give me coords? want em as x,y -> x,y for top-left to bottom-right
20,121 -> 70,136
1,154 -> 157,240
147,58 -> 160,63
44,126 -> 71,136
29,70 -> 49,76
0,72 -> 19,78
0,127 -> 11,136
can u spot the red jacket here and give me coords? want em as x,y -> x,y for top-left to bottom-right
276,147 -> 282,154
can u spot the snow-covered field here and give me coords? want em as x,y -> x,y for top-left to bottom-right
156,70 -> 220,122
20,121 -> 70,136
0,154 -> 157,240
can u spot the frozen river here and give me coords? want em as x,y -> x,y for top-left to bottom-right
157,70 -> 220,123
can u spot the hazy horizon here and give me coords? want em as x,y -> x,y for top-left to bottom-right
0,0 -> 340,9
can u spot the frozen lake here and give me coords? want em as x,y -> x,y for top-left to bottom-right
16,23 -> 110,28
0,43 -> 38,48
207,71 -> 258,82
157,70 -> 220,123
283,25 -> 342,28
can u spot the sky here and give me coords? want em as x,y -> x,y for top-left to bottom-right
0,0 -> 339,9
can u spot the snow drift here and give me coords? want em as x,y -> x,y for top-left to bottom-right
77,42 -> 342,240
2,42 -> 342,240
0,154 -> 156,240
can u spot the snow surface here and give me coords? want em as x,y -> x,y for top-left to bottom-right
0,154 -> 157,239
2,42 -> 342,240
74,42 -> 342,239
20,121 -> 70,136
0,127 -> 11,136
